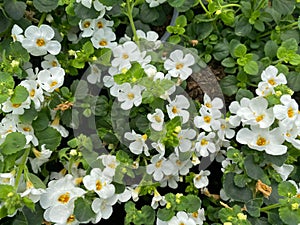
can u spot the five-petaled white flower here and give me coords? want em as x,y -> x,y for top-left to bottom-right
37,67 -> 65,92
124,130 -> 149,156
193,170 -> 210,189
20,80 -> 44,110
195,132 -> 216,157
41,54 -> 61,69
146,154 -> 175,181
22,24 -> 61,56
175,128 -> 196,154
91,195 -> 118,223
91,28 -> 117,49
117,83 -> 143,110
147,108 -> 164,131
169,211 -> 196,225
166,95 -> 190,123
194,107 -> 221,132
164,49 -> 195,80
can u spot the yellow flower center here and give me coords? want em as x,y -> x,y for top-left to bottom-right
83,21 -> 91,28
256,136 -> 267,146
50,81 -> 58,87
142,134 -> 147,141
155,160 -> 163,168
201,139 -> 208,146
99,40 -> 107,46
256,114 -> 264,122
67,215 -> 76,223
176,63 -> 184,70
122,53 -> 129,59
30,89 -> 35,97
204,115 -> 211,123
268,78 -> 276,86
127,93 -> 135,100
12,103 -> 21,108
97,21 -> 103,28
154,115 -> 162,123
172,106 -> 178,114
96,180 -> 102,191
192,211 -> 198,218
287,107 -> 294,118
58,192 -> 70,204
205,102 -> 212,108
23,127 -> 31,132
52,61 -> 58,67
36,38 -> 45,47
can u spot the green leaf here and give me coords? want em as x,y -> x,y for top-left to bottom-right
32,109 -> 50,131
221,57 -> 236,68
157,208 -> 175,221
235,16 -> 252,36
11,86 -> 29,104
0,8 -> 11,33
286,71 -> 300,92
281,38 -> 298,51
244,155 -> 270,184
234,44 -> 247,58
135,205 -> 155,225
220,75 -> 238,96
11,212 -> 28,225
114,62 -> 146,84
139,4 -> 159,23
0,71 -> 14,104
245,198 -> 263,217
268,209 -> 284,225
167,0 -> 185,8
168,35 -> 181,44
177,195 -> 201,213
264,40 -> 278,59
82,41 -> 94,55
0,132 -> 26,155
223,173 -> 252,202
35,127 -> 61,151
4,0 -> 27,20
0,184 -> 15,199
244,60 -> 258,75
272,0 -> 295,15
278,181 -> 297,197
220,10 -> 235,26
99,0 -> 122,6
175,15 -> 187,27
279,205 -> 300,225
197,22 -> 214,40
254,19 -> 265,32
234,174 -> 251,188
33,0 -> 58,12
27,173 -> 46,189
22,204 -> 44,225
74,197 -> 95,222
74,3 -> 98,19
213,41 -> 229,61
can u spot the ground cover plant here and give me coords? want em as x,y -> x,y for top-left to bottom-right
0,0 -> 300,224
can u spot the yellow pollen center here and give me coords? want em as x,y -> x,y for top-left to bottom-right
99,40 -> 107,46
192,212 -> 198,218
12,103 -> 21,108
23,127 -> 31,132
108,163 -> 116,169
196,175 -> 202,181
256,114 -> 264,122
36,38 -> 45,47
97,22 -> 103,28
268,78 -> 276,86
155,160 -> 163,168
52,61 -> 58,67
67,215 -> 76,223
127,93 -> 135,100
142,134 -> 148,141
30,89 -> 35,97
287,107 -> 294,118
179,223 -> 185,225
221,124 -> 226,130
96,180 -> 102,191
204,115 -> 211,123
176,160 -> 182,166
154,115 -> 162,123
122,54 -> 129,59
201,139 -> 208,146
50,81 -> 58,87
58,192 -> 70,204
176,63 -> 184,70
205,103 -> 212,108
256,137 -> 267,146
286,132 -> 291,137
83,21 -> 91,28
172,106 -> 178,114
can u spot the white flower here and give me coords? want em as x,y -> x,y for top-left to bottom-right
86,63 -> 102,84
76,0 -> 92,8
228,98 -> 250,126
164,49 -> 195,80
145,0 -> 167,7
194,107 -> 221,132
79,18 -> 95,37
273,94 -> 299,129
29,145 -> 52,173
169,211 -> 196,225
175,128 -> 196,154
20,79 -> 44,110
151,189 -> 166,209
217,118 -> 235,140
146,154 -> 175,181
17,123 -> 38,146
195,132 -> 216,157
193,170 -> 210,189
91,28 -> 117,49
280,123 -> 300,149
272,164 -> 294,181
117,83 -> 143,110
203,93 -> 223,113
147,108 -> 164,131
40,175 -> 85,224
0,173 -> 15,185
91,195 -> 118,223
124,130 -> 149,156
94,17 -> 114,32
22,24 -> 61,56
189,208 -> 206,225
37,67 -> 65,92
41,54 -> 61,69
151,141 -> 166,158
20,182 -> 46,203
50,116 -> 69,138
111,41 -> 140,70
169,153 -> 193,176
237,97 -> 275,128
0,114 -> 18,143
2,97 -> 31,115
83,168 -> 115,199
166,95 -> 190,123
11,24 -> 24,42
236,126 -> 287,155
261,65 -> 287,87
98,154 -> 119,178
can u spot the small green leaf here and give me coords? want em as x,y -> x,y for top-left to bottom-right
11,86 -> 29,104
233,44 -> 247,58
74,197 -> 95,222
220,10 -> 235,26
177,195 -> 201,213
286,71 -> 300,92
99,0 -> 122,6
27,173 -> 46,189
82,41 -> 94,55
244,155 -> 270,184
221,57 -> 236,68
279,205 -> 300,225
175,15 -> 187,27
234,174 -> 251,188
220,75 -> 238,96
157,208 -> 175,221
167,0 -> 185,8
35,127 -> 61,151
278,181 -> 297,197
272,0 -> 295,15
235,16 -> 252,36
264,40 -> 278,59
0,132 -> 26,155
33,0 -> 58,12
139,4 -> 159,23
245,198 -> 263,217
32,109 -> 50,131
0,8 -> 11,33
244,60 -> 258,75
4,0 -> 27,20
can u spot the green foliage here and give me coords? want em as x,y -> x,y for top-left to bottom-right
0,132 -> 26,155
125,201 -> 155,225
33,0 -> 59,12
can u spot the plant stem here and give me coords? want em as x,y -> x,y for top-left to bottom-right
38,13 -> 47,27
222,4 -> 241,9
260,203 -> 281,212
15,147 -> 31,189
126,0 -> 139,44
198,0 -> 211,17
